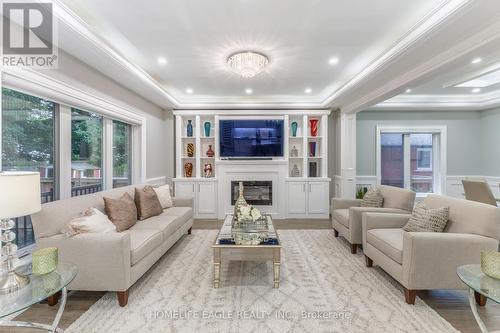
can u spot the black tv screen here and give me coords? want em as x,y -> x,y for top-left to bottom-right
219,119 -> 284,157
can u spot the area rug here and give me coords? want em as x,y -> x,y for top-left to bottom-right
66,230 -> 458,333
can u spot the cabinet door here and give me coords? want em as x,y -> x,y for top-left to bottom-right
175,182 -> 196,199
287,182 -> 307,214
197,182 -> 217,214
307,182 -> 329,214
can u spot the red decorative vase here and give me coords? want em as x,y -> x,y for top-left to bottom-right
184,162 -> 193,177
206,145 -> 215,157
309,119 -> 319,137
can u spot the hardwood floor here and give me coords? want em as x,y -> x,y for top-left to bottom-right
1,219 -> 497,333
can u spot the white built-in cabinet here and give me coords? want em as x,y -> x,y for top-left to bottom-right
173,111 -> 330,219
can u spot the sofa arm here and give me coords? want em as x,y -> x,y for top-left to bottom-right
331,198 -> 362,210
349,207 -> 409,244
172,197 -> 194,208
402,232 -> 499,290
36,232 -> 131,291
362,212 -> 411,247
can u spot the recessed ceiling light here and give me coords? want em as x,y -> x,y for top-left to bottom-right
186,88 -> 194,94
157,57 -> 167,65
471,88 -> 481,93
405,88 -> 412,93
328,57 -> 339,65
305,88 -> 312,94
471,58 -> 482,64
245,88 -> 253,95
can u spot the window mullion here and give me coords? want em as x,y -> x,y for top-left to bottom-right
58,105 -> 72,199
103,118 -> 114,190
403,133 -> 411,190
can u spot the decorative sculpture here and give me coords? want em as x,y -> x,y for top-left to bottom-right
184,162 -> 193,177
309,118 -> 319,137
186,143 -> 194,157
204,163 -> 213,178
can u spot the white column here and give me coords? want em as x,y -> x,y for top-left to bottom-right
334,111 -> 357,199
58,105 -> 72,199
103,118 -> 114,190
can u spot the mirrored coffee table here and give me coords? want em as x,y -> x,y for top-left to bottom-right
457,264 -> 500,333
213,214 -> 281,288
0,262 -> 77,333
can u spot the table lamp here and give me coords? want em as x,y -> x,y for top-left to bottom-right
0,171 -> 41,294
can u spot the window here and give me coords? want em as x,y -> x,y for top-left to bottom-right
377,127 -> 445,195
1,88 -> 56,248
71,109 -> 103,196
113,120 -> 132,188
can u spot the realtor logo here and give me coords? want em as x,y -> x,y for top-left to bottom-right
1,1 -> 58,68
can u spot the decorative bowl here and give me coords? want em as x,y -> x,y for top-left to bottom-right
32,247 -> 58,276
481,251 -> 500,280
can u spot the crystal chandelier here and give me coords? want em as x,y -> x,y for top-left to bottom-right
227,51 -> 269,78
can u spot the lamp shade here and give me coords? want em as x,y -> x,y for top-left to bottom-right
0,172 -> 41,219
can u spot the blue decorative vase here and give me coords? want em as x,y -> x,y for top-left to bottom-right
291,121 -> 298,137
186,120 -> 193,137
204,121 -> 211,137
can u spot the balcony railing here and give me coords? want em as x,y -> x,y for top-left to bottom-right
71,183 -> 102,197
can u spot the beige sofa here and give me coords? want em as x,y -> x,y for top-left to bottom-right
362,195 -> 500,304
331,185 -> 416,253
31,185 -> 193,306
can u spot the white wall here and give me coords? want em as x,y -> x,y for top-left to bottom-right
480,108 -> 500,177
33,50 -> 174,183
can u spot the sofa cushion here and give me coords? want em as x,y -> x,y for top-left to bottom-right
135,186 -> 163,220
367,228 -> 404,264
163,206 -> 193,225
104,193 -> 137,232
403,201 -> 449,232
131,213 -> 185,240
124,229 -> 163,265
332,209 -> 349,228
379,185 -> 416,211
360,188 -> 384,208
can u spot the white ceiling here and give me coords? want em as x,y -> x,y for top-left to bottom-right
50,0 -> 500,110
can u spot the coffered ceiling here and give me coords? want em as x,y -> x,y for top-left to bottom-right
48,0 -> 500,110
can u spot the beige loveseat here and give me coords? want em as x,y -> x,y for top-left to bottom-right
331,185 -> 416,253
31,185 -> 193,306
362,195 -> 500,304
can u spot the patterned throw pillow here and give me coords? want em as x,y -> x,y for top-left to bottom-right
403,201 -> 449,232
135,186 -> 163,220
153,184 -> 173,209
104,192 -> 137,232
360,188 -> 384,207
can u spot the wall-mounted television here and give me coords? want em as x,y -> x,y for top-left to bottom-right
219,119 -> 284,158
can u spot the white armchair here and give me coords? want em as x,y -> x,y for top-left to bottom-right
331,185 -> 416,253
362,195 -> 500,304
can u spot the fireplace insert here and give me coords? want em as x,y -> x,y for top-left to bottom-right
231,181 -> 272,206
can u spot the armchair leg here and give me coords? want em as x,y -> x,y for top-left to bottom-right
187,227 -> 192,235
117,290 -> 129,307
474,291 -> 487,306
404,288 -> 417,305
365,255 -> 373,267
333,229 -> 339,237
350,244 -> 357,254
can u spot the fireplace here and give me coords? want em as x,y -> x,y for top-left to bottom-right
231,181 -> 272,206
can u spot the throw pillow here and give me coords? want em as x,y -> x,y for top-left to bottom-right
135,186 -> 163,220
360,188 -> 384,207
104,192 -> 137,232
153,184 -> 173,209
403,201 -> 449,232
62,207 -> 117,237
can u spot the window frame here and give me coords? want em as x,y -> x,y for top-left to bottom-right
376,126 -> 447,196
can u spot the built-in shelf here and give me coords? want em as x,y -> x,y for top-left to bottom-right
308,136 -> 322,139
181,136 -> 196,139
289,136 -> 303,139
308,156 -> 322,159
289,157 -> 303,159
200,136 -> 215,139
201,157 -> 215,159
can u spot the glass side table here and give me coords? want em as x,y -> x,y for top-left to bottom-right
0,262 -> 77,333
457,264 -> 500,333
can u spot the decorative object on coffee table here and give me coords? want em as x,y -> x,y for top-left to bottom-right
309,141 -> 316,157
206,144 -> 215,157
186,119 -> 193,137
233,182 -> 247,216
290,164 -> 301,177
184,162 -> 193,177
290,145 -> 298,157
32,247 -> 58,276
291,121 -> 298,137
309,161 -> 317,177
309,118 -> 319,137
186,143 -> 194,157
481,251 -> 500,279
204,121 -> 211,137
203,163 -> 213,178
0,171 -> 41,294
